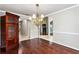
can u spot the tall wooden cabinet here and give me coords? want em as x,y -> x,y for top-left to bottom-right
0,17 -> 1,51
0,12 -> 19,53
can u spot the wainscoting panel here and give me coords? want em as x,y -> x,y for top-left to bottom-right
53,32 -> 79,50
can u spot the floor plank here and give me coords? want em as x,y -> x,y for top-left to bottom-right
1,38 -> 79,54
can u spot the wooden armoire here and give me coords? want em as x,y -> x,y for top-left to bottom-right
0,12 -> 19,53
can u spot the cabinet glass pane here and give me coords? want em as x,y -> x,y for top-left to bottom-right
8,17 -> 14,23
8,26 -> 15,39
0,18 -> 1,23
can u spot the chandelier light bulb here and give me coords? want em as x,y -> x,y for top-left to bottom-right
40,19 -> 43,22
41,14 -> 44,18
32,14 -> 36,18
29,17 -> 32,20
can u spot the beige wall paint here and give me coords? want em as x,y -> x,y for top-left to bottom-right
48,5 -> 79,50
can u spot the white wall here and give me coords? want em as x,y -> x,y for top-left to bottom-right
48,5 -> 79,50
20,20 -> 28,36
29,21 -> 38,39
0,10 -> 6,16
19,17 -> 38,41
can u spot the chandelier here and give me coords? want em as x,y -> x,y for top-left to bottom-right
29,4 -> 44,26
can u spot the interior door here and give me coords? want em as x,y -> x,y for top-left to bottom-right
42,24 -> 46,35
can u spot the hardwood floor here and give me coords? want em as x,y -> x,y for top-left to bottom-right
0,38 -> 79,54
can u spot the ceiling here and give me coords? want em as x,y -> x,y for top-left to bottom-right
0,4 -> 75,16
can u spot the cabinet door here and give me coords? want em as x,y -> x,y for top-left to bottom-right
0,17 -> 1,47
6,24 -> 15,47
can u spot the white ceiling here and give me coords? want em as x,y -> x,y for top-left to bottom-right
0,4 -> 75,16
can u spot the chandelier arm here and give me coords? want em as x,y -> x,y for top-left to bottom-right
36,4 -> 40,18
30,4 -> 44,26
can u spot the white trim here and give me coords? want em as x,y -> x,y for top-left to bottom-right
46,4 -> 79,17
53,31 -> 79,35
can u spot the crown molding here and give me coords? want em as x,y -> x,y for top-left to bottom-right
46,4 -> 79,17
